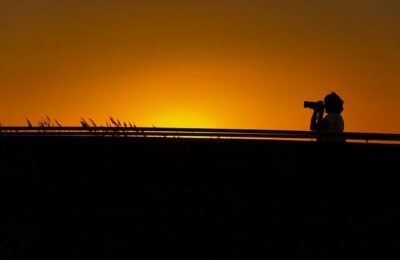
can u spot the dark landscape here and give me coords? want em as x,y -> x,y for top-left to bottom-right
1,136 -> 400,259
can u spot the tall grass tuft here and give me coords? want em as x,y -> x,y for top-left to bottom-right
109,117 -> 117,127
89,118 -> 97,127
17,116 -> 148,137
46,116 -> 53,126
80,118 -> 90,128
26,119 -> 33,128
36,116 -> 61,128
55,119 -> 62,127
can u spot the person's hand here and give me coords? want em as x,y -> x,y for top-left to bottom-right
314,101 -> 325,113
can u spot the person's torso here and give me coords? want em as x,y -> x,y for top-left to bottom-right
318,113 -> 345,142
323,113 -> 344,132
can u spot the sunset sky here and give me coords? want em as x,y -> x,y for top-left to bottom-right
0,0 -> 399,133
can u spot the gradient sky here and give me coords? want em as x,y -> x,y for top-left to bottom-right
1,0 -> 399,133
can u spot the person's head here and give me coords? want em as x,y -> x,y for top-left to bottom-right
324,92 -> 344,113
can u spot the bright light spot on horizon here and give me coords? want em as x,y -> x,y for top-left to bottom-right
144,108 -> 220,128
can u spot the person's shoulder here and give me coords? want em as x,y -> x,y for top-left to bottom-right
325,113 -> 342,120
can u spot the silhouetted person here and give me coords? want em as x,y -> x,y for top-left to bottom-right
309,92 -> 345,142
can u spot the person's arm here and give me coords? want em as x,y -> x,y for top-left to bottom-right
310,108 -> 325,131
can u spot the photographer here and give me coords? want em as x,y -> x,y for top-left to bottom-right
307,92 -> 345,142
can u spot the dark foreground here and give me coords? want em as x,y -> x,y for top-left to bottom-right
0,136 -> 399,259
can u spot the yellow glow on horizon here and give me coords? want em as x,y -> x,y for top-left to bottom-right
144,108 -> 218,128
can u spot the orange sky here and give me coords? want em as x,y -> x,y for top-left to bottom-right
0,0 -> 399,133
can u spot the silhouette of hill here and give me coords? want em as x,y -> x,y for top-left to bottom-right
0,136 -> 399,259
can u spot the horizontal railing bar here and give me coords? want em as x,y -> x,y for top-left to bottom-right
0,127 -> 399,142
0,126 -> 399,136
0,132 -> 316,138
0,126 -> 316,134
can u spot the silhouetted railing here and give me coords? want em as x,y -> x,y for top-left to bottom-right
0,127 -> 399,144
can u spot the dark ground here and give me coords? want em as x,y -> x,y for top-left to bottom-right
0,136 -> 399,259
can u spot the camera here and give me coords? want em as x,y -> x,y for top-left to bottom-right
304,101 -> 324,110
